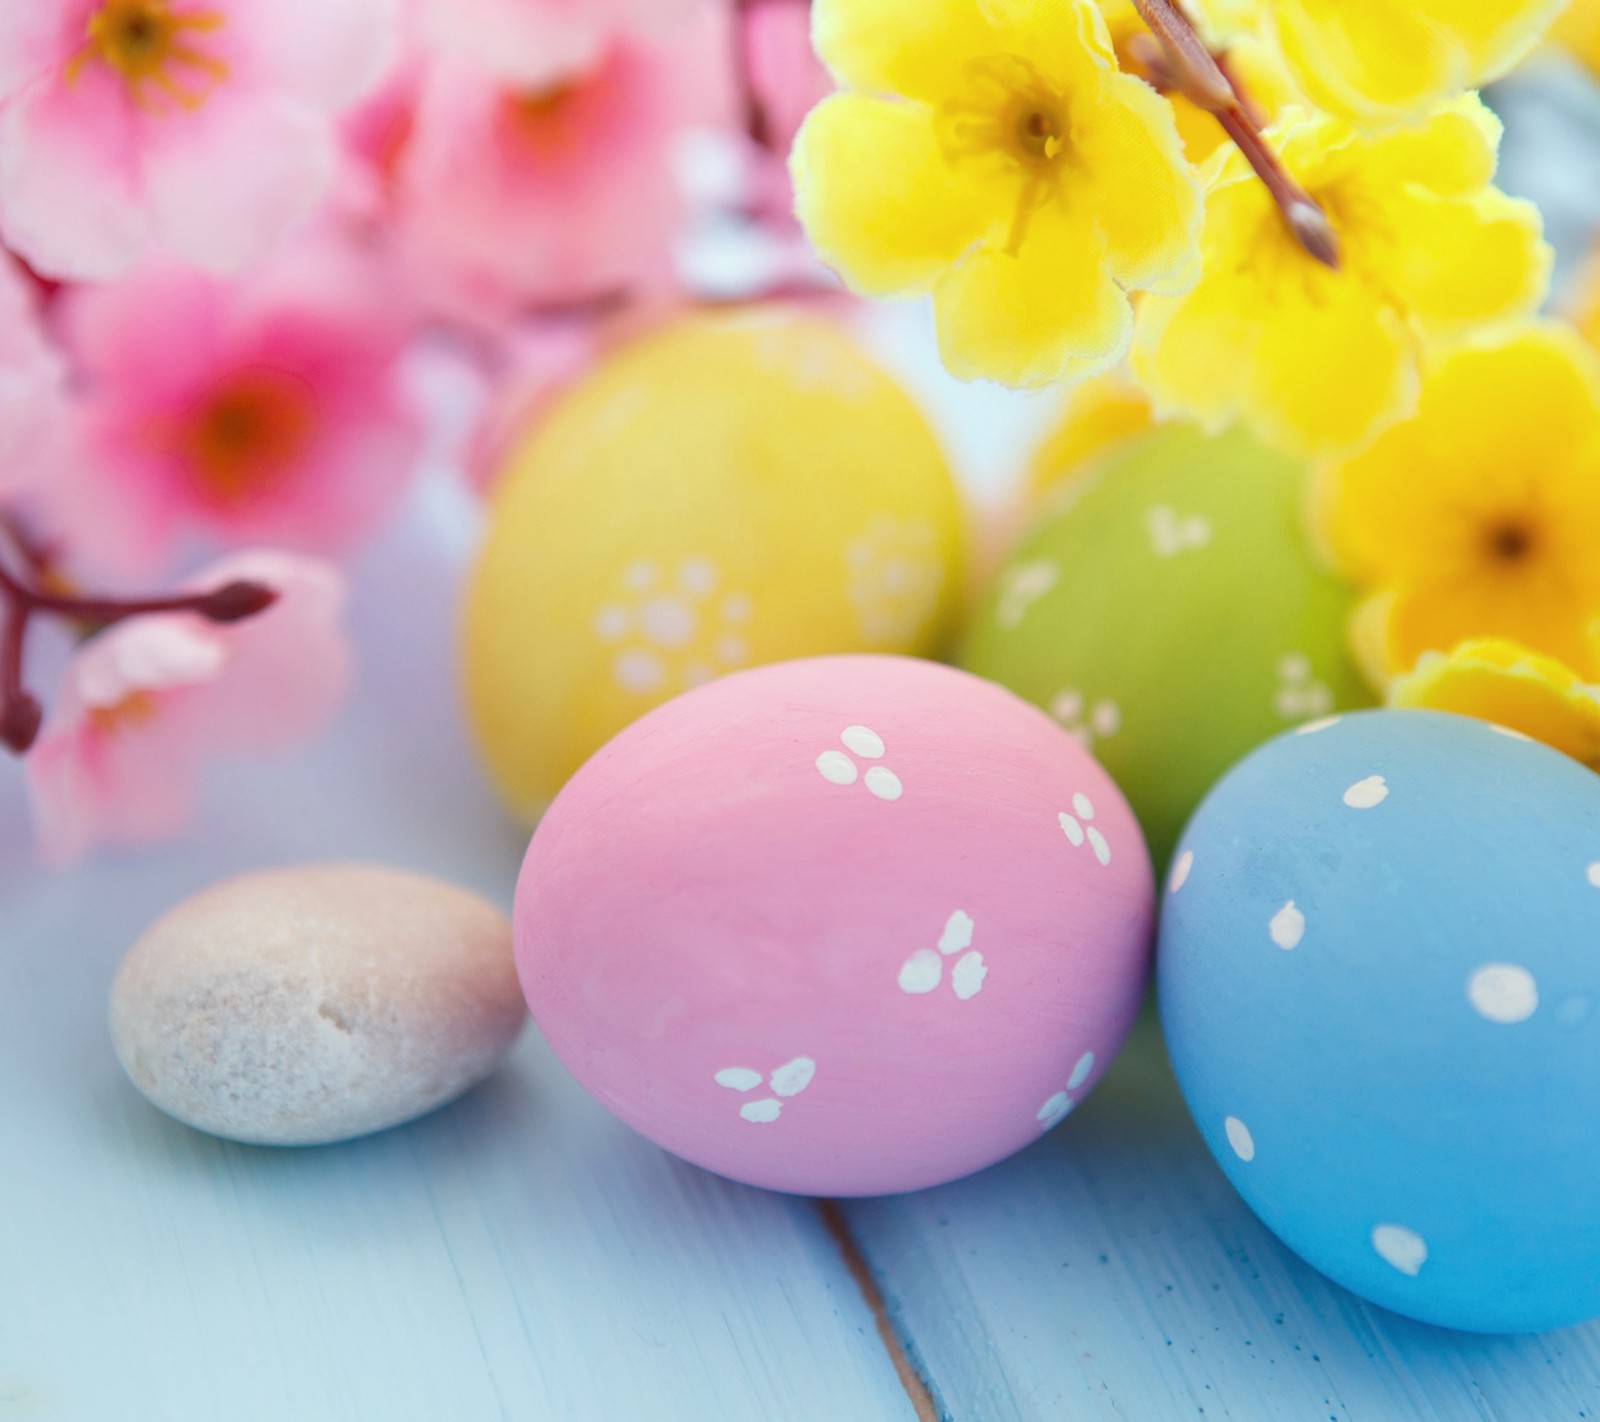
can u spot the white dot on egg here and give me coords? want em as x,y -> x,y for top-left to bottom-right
1087,828 -> 1111,866
898,949 -> 942,995
722,593 -> 752,623
613,650 -> 665,694
1587,862 -> 1600,889
951,951 -> 987,1000
1068,1052 -> 1095,1090
841,725 -> 885,758
1488,724 -> 1533,742
714,1067 -> 762,1092
769,1057 -> 816,1097
1059,813 -> 1085,847
715,635 -> 747,666
1037,1092 -> 1072,1126
1072,792 -> 1095,821
740,1098 -> 782,1124
816,750 -> 858,786
1295,716 -> 1342,735
623,560 -> 655,592
678,557 -> 717,595
1372,1224 -> 1428,1276
864,766 -> 902,801
1468,963 -> 1538,1023
1342,774 -> 1388,809
938,910 -> 974,956
639,596 -> 695,649
1224,1116 -> 1255,1162
1169,850 -> 1194,894
594,604 -> 629,641
1269,900 -> 1305,950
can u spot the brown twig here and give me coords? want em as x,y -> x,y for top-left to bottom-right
0,553 -> 278,754
1129,0 -> 1339,268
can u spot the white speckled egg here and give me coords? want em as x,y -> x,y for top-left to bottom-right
110,864 -> 525,1145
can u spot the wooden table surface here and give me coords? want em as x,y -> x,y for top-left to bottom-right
6,72 -> 1600,1418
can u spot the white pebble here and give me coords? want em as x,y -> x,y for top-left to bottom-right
109,865 -> 525,1146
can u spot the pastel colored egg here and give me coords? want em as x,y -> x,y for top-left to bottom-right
110,865 -> 526,1146
959,422 -> 1373,870
463,309 -> 966,822
1160,709 -> 1600,1332
514,655 -> 1154,1196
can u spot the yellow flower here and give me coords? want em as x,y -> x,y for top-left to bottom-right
1389,638 -> 1600,769
1095,0 -> 1299,163
792,0 -> 1202,388
1315,323 -> 1600,690
1243,0 -> 1563,127
1570,250 -> 1600,353
1132,96 -> 1550,457
1550,0 -> 1600,74
1026,367 -> 1154,505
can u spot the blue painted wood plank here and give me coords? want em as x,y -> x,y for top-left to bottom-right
0,496 -> 919,1422
843,1011 -> 1600,1422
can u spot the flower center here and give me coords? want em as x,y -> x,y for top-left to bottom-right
171,369 -> 318,508
500,79 -> 588,159
87,689 -> 160,735
1485,519 -> 1537,565
66,0 -> 227,112
936,55 -> 1070,254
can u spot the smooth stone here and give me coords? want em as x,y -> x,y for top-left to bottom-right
109,864 -> 525,1146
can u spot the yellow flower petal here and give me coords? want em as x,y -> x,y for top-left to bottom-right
1417,0 -> 1566,81
1266,0 -> 1562,127
982,0 -> 1118,83
791,94 -> 990,297
1380,568 -> 1600,683
1132,272 -> 1254,434
1383,188 -> 1550,338
1275,0 -> 1459,125
1070,67 -> 1202,293
811,0 -> 998,102
1318,324 -> 1600,586
933,207 -> 1132,387
1244,273 -> 1416,458
1389,638 -> 1600,768
1551,0 -> 1600,74
1355,94 -> 1502,198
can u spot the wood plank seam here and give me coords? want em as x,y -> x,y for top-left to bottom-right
818,1200 -> 941,1422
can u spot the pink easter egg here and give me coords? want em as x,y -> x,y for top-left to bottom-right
513,655 -> 1154,1195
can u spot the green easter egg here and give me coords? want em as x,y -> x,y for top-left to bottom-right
960,423 -> 1374,869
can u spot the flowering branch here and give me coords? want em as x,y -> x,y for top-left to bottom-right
0,547 -> 278,754
1128,0 -> 1340,268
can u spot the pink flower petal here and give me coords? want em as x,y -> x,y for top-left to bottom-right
23,549 -> 351,865
228,0 -> 400,109
175,549 -> 351,753
0,250 -> 68,492
0,1 -> 83,100
0,67 -> 148,279
141,88 -> 334,273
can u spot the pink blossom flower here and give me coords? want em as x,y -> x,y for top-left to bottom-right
0,0 -> 398,279
47,235 -> 422,578
420,0 -> 707,88
390,14 -> 733,326
24,549 -> 349,864
0,249 -> 67,495
740,0 -> 830,224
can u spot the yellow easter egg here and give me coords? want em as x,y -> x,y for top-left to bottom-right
463,308 -> 966,821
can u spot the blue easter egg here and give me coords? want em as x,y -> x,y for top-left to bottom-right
1159,709 -> 1600,1333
